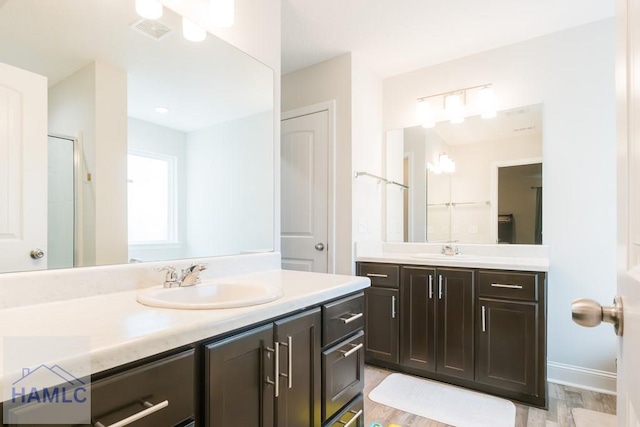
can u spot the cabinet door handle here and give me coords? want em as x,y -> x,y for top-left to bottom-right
367,273 -> 388,278
491,283 -> 523,289
429,275 -> 433,299
265,343 -> 280,397
340,343 -> 364,358
94,400 -> 168,427
391,295 -> 396,318
338,409 -> 363,426
340,312 -> 363,324
438,275 -> 443,300
279,336 -> 293,389
482,306 -> 487,332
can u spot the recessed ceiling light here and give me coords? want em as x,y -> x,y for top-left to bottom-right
155,106 -> 169,114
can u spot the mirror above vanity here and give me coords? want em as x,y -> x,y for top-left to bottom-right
386,104 -> 543,245
0,0 -> 274,273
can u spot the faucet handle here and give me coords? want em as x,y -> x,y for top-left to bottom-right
155,265 -> 178,283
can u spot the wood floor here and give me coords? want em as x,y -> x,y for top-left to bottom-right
364,365 -> 617,427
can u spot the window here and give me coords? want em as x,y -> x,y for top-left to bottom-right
127,151 -> 177,244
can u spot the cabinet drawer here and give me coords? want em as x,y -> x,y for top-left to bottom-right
91,349 -> 195,427
323,395 -> 364,427
478,271 -> 539,301
323,293 -> 364,347
322,331 -> 365,421
358,263 -> 399,288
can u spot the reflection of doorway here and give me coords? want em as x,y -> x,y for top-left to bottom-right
496,162 -> 542,244
47,135 -> 77,269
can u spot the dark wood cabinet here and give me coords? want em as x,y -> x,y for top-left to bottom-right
358,261 -> 547,408
400,267 -> 436,372
364,286 -> 399,364
205,309 -> 321,427
436,268 -> 474,381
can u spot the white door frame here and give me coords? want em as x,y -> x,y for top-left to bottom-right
490,157 -> 543,244
281,100 -> 336,273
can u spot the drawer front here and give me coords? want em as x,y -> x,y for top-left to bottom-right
322,331 -> 365,421
323,293 -> 364,347
478,271 -> 539,301
323,395 -> 364,427
91,349 -> 195,427
357,263 -> 399,288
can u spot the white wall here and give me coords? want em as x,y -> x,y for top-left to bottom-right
385,129 -> 404,242
383,19 -> 617,391
282,54 -> 354,274
185,111 -> 274,257
127,118 -> 188,262
48,61 -> 128,267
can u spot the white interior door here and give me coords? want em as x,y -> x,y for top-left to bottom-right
0,62 -> 48,272
616,0 -> 640,424
281,110 -> 328,272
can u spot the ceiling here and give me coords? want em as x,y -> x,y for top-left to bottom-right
281,0 -> 614,77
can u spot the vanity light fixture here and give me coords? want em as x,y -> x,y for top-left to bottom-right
154,106 -> 170,114
182,17 -> 207,42
135,0 -> 163,20
210,0 -> 235,28
416,83 -> 496,126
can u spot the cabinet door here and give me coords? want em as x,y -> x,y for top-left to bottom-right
436,268 -> 474,380
364,287 -> 399,364
401,267 -> 436,372
274,309 -> 322,427
205,324 -> 275,427
477,298 -> 538,395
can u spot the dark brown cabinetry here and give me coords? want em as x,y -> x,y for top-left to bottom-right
358,261 -> 547,408
205,309 -> 321,427
476,270 -> 546,406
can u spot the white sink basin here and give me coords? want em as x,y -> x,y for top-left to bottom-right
136,281 -> 284,310
411,253 -> 475,260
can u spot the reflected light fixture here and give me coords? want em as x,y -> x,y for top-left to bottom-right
416,99 -> 435,128
210,0 -> 235,28
439,153 -> 456,173
478,86 -> 496,119
135,0 -> 163,20
182,17 -> 207,42
154,106 -> 169,114
445,93 -> 464,124
415,83 -> 496,126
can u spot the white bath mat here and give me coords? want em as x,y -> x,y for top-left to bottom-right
368,373 -> 516,427
572,408 -> 616,427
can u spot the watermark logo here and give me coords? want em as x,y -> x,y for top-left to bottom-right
3,337 -> 91,424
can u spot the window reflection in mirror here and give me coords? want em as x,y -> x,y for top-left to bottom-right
386,104 -> 543,244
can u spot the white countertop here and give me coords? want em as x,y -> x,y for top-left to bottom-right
0,269 -> 369,399
357,253 -> 549,272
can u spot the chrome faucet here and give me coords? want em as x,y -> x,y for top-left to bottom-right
156,263 -> 208,288
442,244 -> 461,256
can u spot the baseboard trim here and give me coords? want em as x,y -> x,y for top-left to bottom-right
547,361 -> 617,395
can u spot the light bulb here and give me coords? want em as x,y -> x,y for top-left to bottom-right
445,93 -> 464,124
182,17 -> 207,42
135,0 -> 163,20
416,100 -> 435,128
210,0 -> 234,28
478,86 -> 496,119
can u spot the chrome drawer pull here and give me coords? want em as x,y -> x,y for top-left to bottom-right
94,400 -> 168,427
482,306 -> 487,332
429,275 -> 433,299
366,273 -> 388,278
340,312 -> 363,324
340,343 -> 364,358
438,275 -> 443,299
339,409 -> 363,426
278,336 -> 293,389
265,343 -> 280,397
391,296 -> 396,318
491,283 -> 524,289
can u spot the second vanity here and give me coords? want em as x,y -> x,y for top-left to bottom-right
356,242 -> 549,408
0,254 -> 369,427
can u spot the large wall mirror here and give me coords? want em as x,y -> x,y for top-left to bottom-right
0,0 -> 274,273
386,104 -> 542,244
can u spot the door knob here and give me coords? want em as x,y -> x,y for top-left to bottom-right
571,296 -> 623,336
314,243 -> 325,251
30,249 -> 45,260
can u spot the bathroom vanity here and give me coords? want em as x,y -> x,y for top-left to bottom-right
0,261 -> 368,427
356,244 -> 548,408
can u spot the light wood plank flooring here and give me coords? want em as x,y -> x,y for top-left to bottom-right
364,365 -> 616,427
